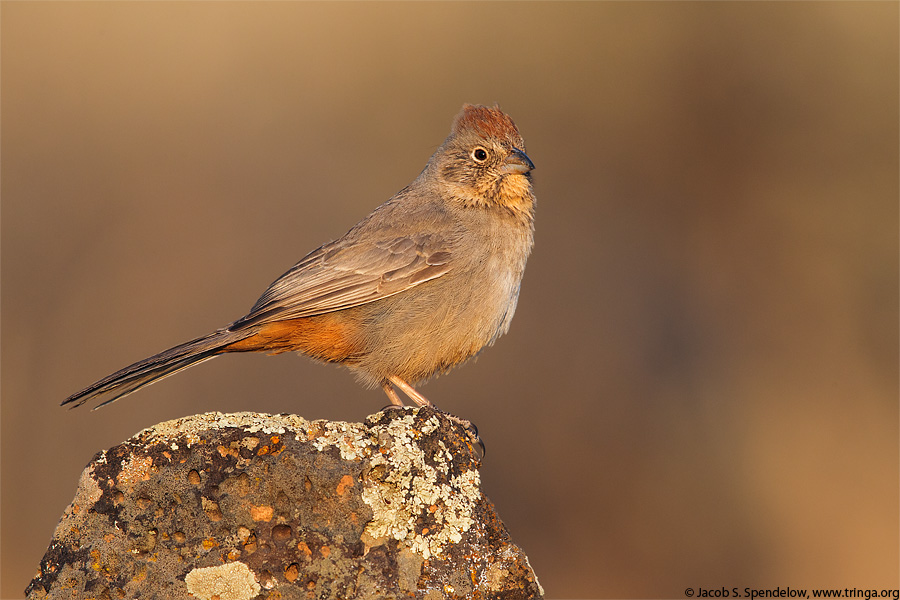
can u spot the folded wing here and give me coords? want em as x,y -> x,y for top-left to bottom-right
232,233 -> 453,329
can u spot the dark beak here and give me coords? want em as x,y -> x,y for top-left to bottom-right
501,147 -> 535,174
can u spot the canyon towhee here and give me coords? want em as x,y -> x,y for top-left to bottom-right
63,104 -> 535,412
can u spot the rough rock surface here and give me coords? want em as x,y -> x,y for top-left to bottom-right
27,408 -> 543,599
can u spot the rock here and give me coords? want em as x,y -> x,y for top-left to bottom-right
26,408 -> 543,599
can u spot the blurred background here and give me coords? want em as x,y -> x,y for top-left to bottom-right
2,3 -> 897,598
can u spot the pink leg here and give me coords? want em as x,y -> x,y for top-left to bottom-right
388,375 -> 433,407
381,380 -> 406,407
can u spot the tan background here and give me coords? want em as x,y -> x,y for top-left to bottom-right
2,3 -> 897,598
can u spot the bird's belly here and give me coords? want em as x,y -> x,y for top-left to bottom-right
349,267 -> 520,385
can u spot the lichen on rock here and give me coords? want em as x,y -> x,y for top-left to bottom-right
26,407 -> 543,599
184,561 -> 261,600
360,413 -> 482,558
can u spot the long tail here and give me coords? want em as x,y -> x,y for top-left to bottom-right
62,328 -> 253,410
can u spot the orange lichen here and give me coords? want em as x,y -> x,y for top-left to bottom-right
336,474 -> 354,496
217,445 -> 239,459
250,504 -> 273,522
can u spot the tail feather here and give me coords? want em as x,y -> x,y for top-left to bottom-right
62,328 -> 250,409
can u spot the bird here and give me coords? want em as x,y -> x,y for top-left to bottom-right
62,104 -> 535,413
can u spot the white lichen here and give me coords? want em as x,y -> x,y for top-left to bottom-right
139,412 -> 311,446
184,561 -> 260,600
309,420 -> 371,460
358,414 -> 481,558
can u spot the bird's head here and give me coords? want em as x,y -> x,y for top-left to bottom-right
433,104 -> 535,222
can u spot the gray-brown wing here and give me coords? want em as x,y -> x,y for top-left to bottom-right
232,233 -> 453,328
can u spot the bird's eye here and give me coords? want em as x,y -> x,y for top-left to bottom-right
471,147 -> 489,162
